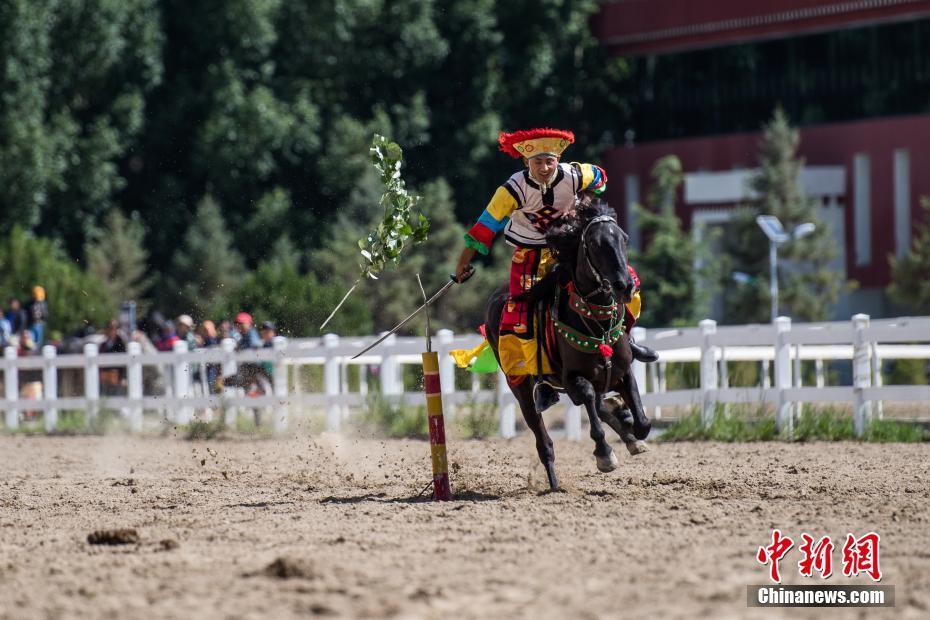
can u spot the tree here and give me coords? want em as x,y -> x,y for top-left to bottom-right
0,228 -> 111,334
631,155 -> 713,326
0,0 -> 636,332
888,197 -> 930,313
218,260 -> 374,337
85,210 -> 153,314
721,108 -> 843,323
165,195 -> 245,319
311,178 -> 510,334
0,0 -> 163,256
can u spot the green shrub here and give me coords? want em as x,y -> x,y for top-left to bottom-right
662,406 -> 778,442
356,396 -> 428,439
794,406 -> 855,441
863,419 -> 929,442
661,404 -> 928,443
453,402 -> 498,439
184,416 -> 226,440
49,408 -> 126,436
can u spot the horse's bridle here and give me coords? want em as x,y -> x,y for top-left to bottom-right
578,214 -> 625,299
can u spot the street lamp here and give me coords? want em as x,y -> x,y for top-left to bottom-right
755,215 -> 816,323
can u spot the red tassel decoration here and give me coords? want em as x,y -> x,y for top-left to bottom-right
598,344 -> 614,359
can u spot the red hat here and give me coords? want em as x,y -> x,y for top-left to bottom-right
235,312 -> 253,325
498,128 -> 575,159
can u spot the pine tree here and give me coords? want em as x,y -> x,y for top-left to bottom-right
631,155 -> 714,326
166,195 -> 244,319
888,197 -> 930,313
85,210 -> 153,313
722,107 -> 843,323
0,227 -> 111,333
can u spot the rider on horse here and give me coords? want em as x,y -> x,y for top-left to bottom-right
454,128 -> 658,411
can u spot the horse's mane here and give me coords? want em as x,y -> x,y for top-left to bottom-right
519,200 -> 616,305
546,200 -> 616,265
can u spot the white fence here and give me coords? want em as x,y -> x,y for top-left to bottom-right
1,314 -> 929,438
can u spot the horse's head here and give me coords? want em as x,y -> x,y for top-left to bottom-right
547,199 -> 634,303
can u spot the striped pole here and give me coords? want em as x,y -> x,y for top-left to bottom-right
422,351 -> 453,501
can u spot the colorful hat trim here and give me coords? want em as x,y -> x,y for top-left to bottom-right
498,128 -> 575,159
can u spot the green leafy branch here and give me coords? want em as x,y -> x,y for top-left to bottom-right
320,134 -> 430,330
358,134 -> 429,279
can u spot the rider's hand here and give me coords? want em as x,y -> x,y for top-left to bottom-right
455,247 -> 477,282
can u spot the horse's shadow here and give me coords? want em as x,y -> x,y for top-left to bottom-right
319,490 -> 501,505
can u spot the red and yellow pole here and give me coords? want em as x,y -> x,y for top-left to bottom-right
422,351 -> 452,501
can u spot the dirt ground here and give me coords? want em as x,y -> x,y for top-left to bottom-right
1,433 -> 928,619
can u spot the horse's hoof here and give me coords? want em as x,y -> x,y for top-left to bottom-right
633,419 -> 652,440
596,451 -> 619,473
625,440 -> 648,456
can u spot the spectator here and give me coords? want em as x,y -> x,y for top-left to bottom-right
99,319 -> 127,394
176,314 -> 197,351
0,309 -> 10,348
18,329 -> 37,356
26,286 -> 49,346
99,319 -> 127,354
259,321 -> 276,376
155,320 -> 180,352
196,320 -> 219,347
5,298 -> 27,335
260,321 -> 276,348
219,318 -> 239,343
196,320 -> 221,391
234,312 -> 261,350
141,310 -> 166,343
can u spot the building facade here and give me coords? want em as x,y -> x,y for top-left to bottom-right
594,0 -> 930,319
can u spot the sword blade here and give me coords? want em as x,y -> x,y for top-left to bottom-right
351,279 -> 456,359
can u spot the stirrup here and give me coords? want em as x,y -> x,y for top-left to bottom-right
533,380 -> 560,413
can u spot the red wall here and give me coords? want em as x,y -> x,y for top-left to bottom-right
603,114 -> 930,287
594,0 -> 930,55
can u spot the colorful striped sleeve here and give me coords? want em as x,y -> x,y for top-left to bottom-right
572,162 -> 608,195
465,186 -> 518,255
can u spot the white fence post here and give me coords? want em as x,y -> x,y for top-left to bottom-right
496,369 -> 516,439
324,334 -> 341,432
221,338 -> 238,428
698,319 -> 718,427
4,347 -> 19,429
126,342 -> 143,432
761,360 -> 772,388
649,358 -> 668,420
379,333 -> 401,397
815,358 -> 825,388
358,364 -> 368,398
339,354 -> 349,421
647,362 -> 660,419
437,329 -> 456,418
870,343 -> 884,420
774,316 -> 793,435
84,343 -> 100,422
172,340 -> 192,424
565,404 -> 581,440
42,345 -> 58,432
793,344 -> 803,388
272,336 -> 288,433
852,313 -> 872,437
631,325 -> 648,414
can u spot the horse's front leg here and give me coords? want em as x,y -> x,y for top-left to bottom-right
512,380 -> 559,490
566,373 -> 617,473
601,396 -> 649,456
616,364 -> 652,440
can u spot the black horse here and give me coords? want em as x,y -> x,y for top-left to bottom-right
484,201 -> 652,490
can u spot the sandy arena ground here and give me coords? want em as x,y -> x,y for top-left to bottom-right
1,433 -> 928,619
